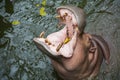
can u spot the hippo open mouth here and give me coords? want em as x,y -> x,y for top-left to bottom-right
33,7 -> 80,58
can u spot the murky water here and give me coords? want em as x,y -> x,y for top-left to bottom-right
0,0 -> 120,80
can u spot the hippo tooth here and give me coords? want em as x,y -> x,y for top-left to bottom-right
39,31 -> 45,38
56,42 -> 64,52
45,38 -> 49,43
45,38 -> 52,45
64,37 -> 70,44
63,13 -> 68,17
56,15 -> 61,18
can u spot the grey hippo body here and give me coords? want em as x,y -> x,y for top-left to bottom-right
33,5 -> 110,80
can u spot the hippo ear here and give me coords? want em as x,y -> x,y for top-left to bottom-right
86,34 -> 96,53
91,35 -> 110,64
89,47 -> 96,53
85,34 -> 92,45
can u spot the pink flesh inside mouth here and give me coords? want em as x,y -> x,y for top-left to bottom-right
34,9 -> 78,58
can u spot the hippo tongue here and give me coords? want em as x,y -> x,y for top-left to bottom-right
58,29 -> 77,58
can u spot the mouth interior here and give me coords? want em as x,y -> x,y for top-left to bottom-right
34,9 -> 78,58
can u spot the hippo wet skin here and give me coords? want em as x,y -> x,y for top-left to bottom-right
33,5 -> 110,80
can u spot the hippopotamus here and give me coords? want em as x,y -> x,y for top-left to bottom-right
33,5 -> 110,80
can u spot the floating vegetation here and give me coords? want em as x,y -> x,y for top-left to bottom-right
36,0 -> 47,16
12,20 -> 20,25
39,7 -> 47,16
42,0 -> 46,6
36,4 -> 40,7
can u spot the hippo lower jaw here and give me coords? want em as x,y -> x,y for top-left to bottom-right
33,28 -> 77,58
33,9 -> 78,58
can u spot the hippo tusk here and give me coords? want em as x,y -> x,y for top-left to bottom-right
56,42 -> 64,52
56,15 -> 61,18
39,31 -> 45,38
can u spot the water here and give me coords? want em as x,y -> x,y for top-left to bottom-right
0,0 -> 120,80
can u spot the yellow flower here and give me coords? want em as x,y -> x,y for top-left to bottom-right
40,7 -> 47,16
12,20 -> 20,25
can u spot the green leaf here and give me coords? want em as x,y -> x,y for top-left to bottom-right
12,20 -> 20,25
40,7 -> 47,16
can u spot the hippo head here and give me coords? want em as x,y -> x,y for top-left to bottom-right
33,5 -> 86,59
33,5 -> 110,79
